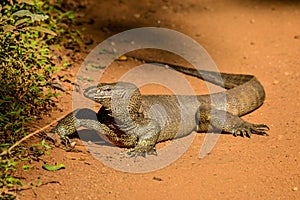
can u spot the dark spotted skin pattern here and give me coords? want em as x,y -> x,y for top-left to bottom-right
52,62 -> 269,157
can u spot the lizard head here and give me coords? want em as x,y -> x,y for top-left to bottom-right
84,82 -> 142,112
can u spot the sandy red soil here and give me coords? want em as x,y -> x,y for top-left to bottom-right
18,0 -> 299,199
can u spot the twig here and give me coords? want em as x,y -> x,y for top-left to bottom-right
0,113 -> 68,156
0,180 -> 61,196
12,180 -> 61,192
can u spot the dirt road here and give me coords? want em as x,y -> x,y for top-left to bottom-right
19,0 -> 299,199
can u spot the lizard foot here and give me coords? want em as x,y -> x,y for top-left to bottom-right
59,135 -> 71,145
232,123 -> 269,138
126,146 -> 157,158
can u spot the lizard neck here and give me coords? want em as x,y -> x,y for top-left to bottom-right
109,88 -> 143,131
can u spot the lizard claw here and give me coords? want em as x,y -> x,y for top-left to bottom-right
61,136 -> 71,145
231,123 -> 269,138
249,123 -> 269,136
126,146 -> 158,158
147,147 -> 158,156
126,150 -> 146,158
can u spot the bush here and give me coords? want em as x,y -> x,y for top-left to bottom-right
0,1 -> 79,198
0,0 -> 75,144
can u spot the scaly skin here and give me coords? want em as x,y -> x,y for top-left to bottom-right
53,63 -> 269,157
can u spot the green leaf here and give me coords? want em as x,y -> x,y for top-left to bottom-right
2,25 -> 15,33
6,177 -> 20,184
22,165 -> 33,170
27,26 -> 57,36
15,18 -> 29,26
41,139 -> 51,149
30,14 -> 49,22
42,163 -> 65,171
12,10 -> 49,22
12,10 -> 32,17
17,0 -> 35,5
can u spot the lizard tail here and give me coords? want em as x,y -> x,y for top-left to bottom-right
165,63 -> 254,89
134,57 -> 254,89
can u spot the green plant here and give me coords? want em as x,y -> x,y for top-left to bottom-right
0,0 -> 81,198
0,156 -> 23,199
31,138 -> 52,155
0,0 -> 81,144
0,0 -> 59,144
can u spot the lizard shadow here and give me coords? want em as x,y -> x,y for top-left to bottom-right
73,129 -> 245,148
69,129 -> 116,147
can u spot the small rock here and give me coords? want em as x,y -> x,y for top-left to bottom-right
272,80 -> 279,85
70,141 -> 76,148
203,6 -> 212,11
83,38 -> 93,45
249,19 -> 255,24
134,13 -> 141,18
117,55 -> 128,61
292,187 -> 298,191
153,176 -> 163,181
294,35 -> 300,39
284,72 -> 290,76
84,161 -> 92,165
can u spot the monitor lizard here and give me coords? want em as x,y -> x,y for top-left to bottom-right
52,60 -> 269,157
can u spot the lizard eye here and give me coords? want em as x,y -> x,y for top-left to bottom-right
98,88 -> 112,92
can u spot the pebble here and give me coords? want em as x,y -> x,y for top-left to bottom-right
134,13 -> 141,18
153,176 -> 163,181
70,141 -> 76,148
292,187 -> 298,191
294,35 -> 300,39
272,80 -> 279,85
250,19 -> 255,24
83,38 -> 93,45
117,55 -> 128,61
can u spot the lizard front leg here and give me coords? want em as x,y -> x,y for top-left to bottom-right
52,108 -> 119,144
126,119 -> 161,157
196,105 -> 269,137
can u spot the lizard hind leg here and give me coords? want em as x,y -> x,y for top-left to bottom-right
196,105 -> 269,137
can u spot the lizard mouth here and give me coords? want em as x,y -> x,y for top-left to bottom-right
84,86 -> 100,100
84,85 -> 112,101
